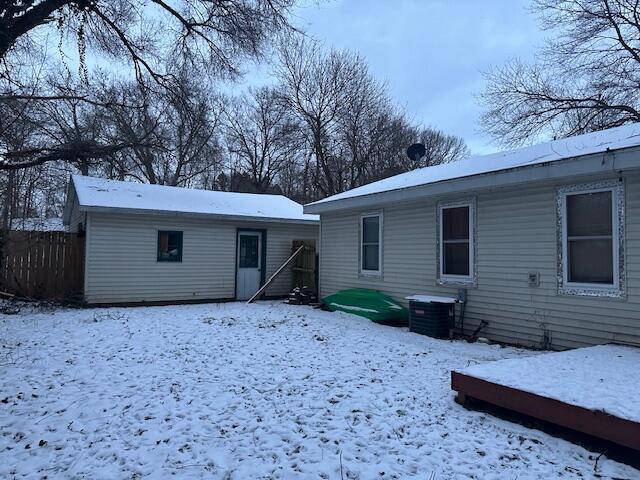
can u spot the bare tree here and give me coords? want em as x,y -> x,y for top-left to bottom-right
1,0 -> 297,82
277,38 -> 358,197
334,66 -> 390,190
0,0 -> 299,171
0,72 -> 156,174
418,127 -> 469,168
101,81 -> 165,184
359,121 -> 469,182
100,73 -> 225,186
277,38 -> 469,201
163,81 -> 225,187
225,86 -> 302,192
481,0 -> 640,146
1,4 -> 471,217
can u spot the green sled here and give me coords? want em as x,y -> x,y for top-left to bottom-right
323,288 -> 408,325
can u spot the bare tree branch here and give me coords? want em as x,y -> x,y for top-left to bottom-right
481,0 -> 640,146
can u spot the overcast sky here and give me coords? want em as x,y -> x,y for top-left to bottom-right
278,0 -> 546,155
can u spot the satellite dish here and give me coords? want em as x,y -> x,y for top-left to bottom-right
406,143 -> 426,161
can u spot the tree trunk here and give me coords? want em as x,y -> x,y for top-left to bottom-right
1,170 -> 14,230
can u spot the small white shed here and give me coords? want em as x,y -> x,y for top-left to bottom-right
63,175 -> 319,305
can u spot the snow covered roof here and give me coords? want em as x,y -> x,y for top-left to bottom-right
10,217 -> 66,232
69,175 -> 319,224
306,123 -> 640,212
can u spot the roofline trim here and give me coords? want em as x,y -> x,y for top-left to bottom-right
303,146 -> 640,214
77,205 -> 319,225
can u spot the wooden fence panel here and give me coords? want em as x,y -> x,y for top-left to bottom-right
0,231 -> 85,300
291,240 -> 317,292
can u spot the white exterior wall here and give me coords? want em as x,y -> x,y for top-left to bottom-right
84,212 -> 317,304
319,173 -> 640,350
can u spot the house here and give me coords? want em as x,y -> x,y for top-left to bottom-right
304,124 -> 640,350
63,175 -> 318,305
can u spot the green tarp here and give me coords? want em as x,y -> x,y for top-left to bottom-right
323,288 -> 408,325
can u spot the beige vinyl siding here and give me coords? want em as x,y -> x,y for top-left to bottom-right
66,197 -> 86,233
84,212 -> 317,304
319,173 -> 640,350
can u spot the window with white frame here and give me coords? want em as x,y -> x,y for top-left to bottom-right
360,213 -> 382,275
438,200 -> 475,285
559,181 -> 625,296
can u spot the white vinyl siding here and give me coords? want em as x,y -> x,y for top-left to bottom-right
84,212 -> 317,304
319,173 -> 640,350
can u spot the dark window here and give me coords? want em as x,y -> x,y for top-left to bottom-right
361,215 -> 380,272
238,235 -> 259,268
157,231 -> 183,262
566,191 -> 613,284
442,206 -> 470,276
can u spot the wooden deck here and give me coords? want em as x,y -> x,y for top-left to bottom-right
451,371 -> 640,452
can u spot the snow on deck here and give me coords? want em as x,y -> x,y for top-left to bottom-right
1,303 -> 637,479
461,344 -> 640,424
72,175 -> 319,222
309,122 -> 640,206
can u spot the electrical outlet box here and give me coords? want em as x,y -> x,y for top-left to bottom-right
528,271 -> 540,287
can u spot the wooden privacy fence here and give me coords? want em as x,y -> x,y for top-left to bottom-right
0,231 -> 85,300
291,240 -> 317,292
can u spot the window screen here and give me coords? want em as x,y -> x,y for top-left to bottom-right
361,215 -> 380,272
442,206 -> 470,276
157,231 -> 183,262
566,191 -> 613,284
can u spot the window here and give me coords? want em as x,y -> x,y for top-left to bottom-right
567,191 -> 613,283
360,213 -> 382,275
238,234 -> 259,268
438,199 -> 476,286
559,181 -> 625,297
157,231 -> 183,262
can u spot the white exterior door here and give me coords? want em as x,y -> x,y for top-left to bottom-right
236,231 -> 262,300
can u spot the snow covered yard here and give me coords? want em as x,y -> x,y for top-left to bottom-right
0,302 -> 637,479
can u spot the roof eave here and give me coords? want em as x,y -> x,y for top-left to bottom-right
303,146 -> 640,214
77,205 -> 319,225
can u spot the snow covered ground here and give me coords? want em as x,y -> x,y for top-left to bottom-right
0,302 -> 637,479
